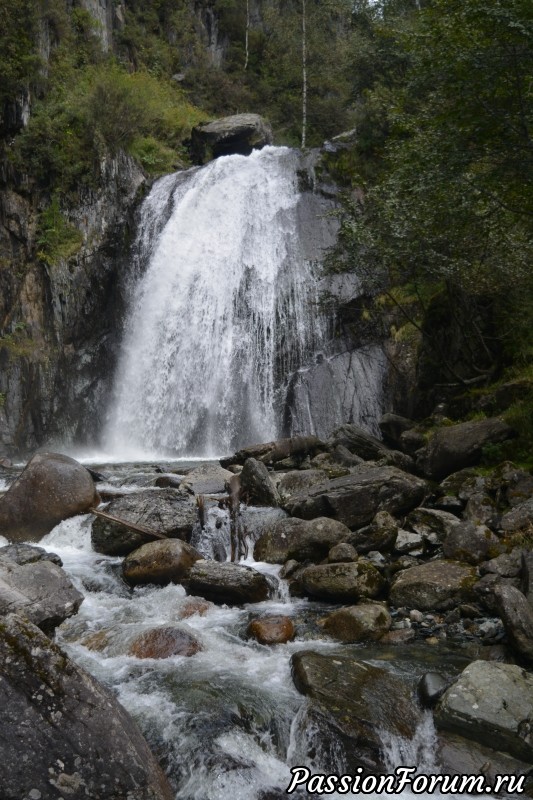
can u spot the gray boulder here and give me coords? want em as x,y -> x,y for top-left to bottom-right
284,466 -> 427,529
0,452 -> 98,542
0,543 -> 62,566
435,660 -> 533,762
122,539 -> 203,587
180,463 -> 232,495
300,561 -> 385,602
0,614 -> 174,800
442,521 -> 501,565
390,560 -> 478,611
491,584 -> 533,663
291,651 -> 420,771
186,560 -> 270,605
191,113 -> 273,164
0,557 -> 83,634
416,418 -> 515,479
253,516 -> 351,564
91,489 -> 198,556
277,469 -> 328,502
328,542 -> 358,563
407,507 -> 461,541
346,510 -> 398,554
322,603 -> 391,642
500,498 -> 533,534
329,423 -> 414,471
240,458 -> 280,506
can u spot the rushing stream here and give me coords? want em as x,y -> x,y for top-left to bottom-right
16,462 -> 484,800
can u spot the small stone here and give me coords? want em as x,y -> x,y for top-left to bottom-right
409,609 -> 424,623
328,543 -> 358,563
129,626 -> 202,659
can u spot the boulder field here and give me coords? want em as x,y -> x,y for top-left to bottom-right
0,415 -> 532,793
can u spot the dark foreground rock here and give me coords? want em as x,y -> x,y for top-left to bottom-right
0,613 -> 174,800
191,113 -> 273,163
291,651 -> 420,771
186,560 -> 270,605
390,560 -> 478,611
329,423 -> 413,470
0,452 -> 98,542
122,539 -> 202,587
0,557 -> 83,634
284,466 -> 427,529
435,660 -> 533,762
92,489 -> 198,556
254,516 -> 350,563
416,418 -> 515,480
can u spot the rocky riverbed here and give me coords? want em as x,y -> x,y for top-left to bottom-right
0,416 -> 533,799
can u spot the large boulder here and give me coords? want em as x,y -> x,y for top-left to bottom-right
435,660 -> 533,762
185,560 -> 270,605
284,466 -> 427,529
300,561 -> 385,602
442,521 -> 501,565
91,489 -> 198,556
0,614 -> 174,800
191,113 -> 273,164
322,603 -> 391,643
180,463 -> 233,495
390,560 -> 478,611
277,469 -> 328,502
0,556 -> 83,634
253,516 -> 351,564
291,651 -> 420,771
122,539 -> 202,586
239,458 -> 280,506
0,452 -> 98,542
416,418 -> 515,480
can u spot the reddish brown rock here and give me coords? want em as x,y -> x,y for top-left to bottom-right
247,616 -> 295,645
129,626 -> 202,659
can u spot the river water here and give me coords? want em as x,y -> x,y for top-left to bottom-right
24,462 -> 483,800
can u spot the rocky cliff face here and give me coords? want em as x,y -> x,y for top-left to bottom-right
0,152 -> 145,456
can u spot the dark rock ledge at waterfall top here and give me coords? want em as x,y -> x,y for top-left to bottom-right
0,415 -> 533,794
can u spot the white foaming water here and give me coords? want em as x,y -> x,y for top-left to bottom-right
39,512 -> 482,800
105,147 -> 328,459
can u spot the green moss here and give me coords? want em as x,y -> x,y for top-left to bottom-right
37,197 -> 83,267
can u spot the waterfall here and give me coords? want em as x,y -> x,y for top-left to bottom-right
104,145 -> 384,459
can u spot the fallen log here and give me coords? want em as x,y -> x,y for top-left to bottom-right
89,507 -> 167,540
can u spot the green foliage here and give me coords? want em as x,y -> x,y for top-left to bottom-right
37,197 -> 83,266
0,0 -> 40,108
329,0 -> 533,390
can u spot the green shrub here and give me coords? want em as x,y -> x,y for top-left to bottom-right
37,197 -> 83,266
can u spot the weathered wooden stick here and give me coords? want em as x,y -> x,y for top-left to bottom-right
89,507 -> 168,540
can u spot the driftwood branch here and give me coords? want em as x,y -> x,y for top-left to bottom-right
89,507 -> 168,540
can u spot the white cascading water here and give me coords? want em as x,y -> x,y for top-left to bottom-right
105,147 -> 329,459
